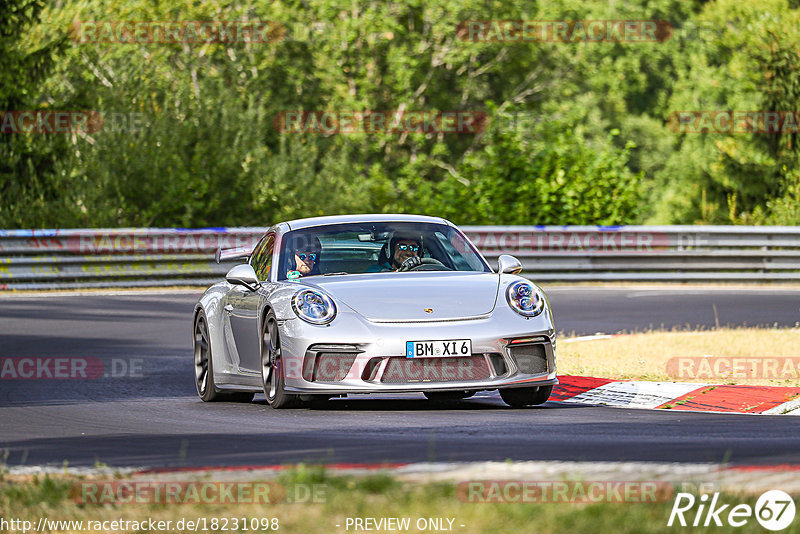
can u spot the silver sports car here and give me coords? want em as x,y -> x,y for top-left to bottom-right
193,214 -> 557,408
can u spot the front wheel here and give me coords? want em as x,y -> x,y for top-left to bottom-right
499,385 -> 552,407
261,311 -> 300,409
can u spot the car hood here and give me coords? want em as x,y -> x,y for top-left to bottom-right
298,272 -> 500,322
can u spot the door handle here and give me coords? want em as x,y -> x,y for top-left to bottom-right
224,304 -> 234,312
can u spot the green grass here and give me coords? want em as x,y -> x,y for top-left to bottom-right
1,467 -> 797,533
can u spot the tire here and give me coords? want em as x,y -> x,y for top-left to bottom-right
261,310 -> 300,409
194,311 -> 254,403
423,390 -> 475,401
499,385 -> 553,408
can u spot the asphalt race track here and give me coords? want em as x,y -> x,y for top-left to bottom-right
1,287 -> 799,468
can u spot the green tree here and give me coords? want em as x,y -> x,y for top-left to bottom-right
428,105 -> 643,225
14,0 -> 795,228
655,0 -> 800,224
0,0 -> 71,226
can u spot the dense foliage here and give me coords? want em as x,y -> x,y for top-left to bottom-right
1,0 -> 798,228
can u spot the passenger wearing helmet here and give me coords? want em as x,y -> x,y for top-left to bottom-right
285,234 -> 322,279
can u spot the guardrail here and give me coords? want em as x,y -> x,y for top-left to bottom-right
465,225 -> 800,282
1,225 -> 799,290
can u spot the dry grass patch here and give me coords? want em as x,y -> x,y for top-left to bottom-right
558,327 -> 800,386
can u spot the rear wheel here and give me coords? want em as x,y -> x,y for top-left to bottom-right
262,311 -> 300,409
194,312 -> 253,403
499,386 -> 552,408
423,391 -> 475,401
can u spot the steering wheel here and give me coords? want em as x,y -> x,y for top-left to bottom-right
398,257 -> 448,272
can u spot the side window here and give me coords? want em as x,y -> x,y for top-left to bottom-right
250,234 -> 275,281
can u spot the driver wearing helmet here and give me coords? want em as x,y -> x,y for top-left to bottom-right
367,234 -> 423,272
286,235 -> 322,279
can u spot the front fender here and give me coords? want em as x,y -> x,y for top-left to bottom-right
195,282 -> 237,378
265,282 -> 306,321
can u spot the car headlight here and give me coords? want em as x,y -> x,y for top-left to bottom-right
506,281 -> 545,317
292,289 -> 337,324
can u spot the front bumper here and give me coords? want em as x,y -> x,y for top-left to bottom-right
278,308 -> 558,395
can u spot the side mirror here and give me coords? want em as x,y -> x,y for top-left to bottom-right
498,254 -> 523,275
226,264 -> 260,291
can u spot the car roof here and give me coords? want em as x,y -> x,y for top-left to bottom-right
284,213 -> 451,231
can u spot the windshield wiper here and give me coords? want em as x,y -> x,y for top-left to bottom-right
322,272 -> 349,276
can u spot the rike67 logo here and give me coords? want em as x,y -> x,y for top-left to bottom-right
668,490 -> 796,531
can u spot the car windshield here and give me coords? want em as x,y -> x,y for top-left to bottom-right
277,222 -> 490,280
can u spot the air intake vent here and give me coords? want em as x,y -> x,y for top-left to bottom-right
381,355 -> 491,383
314,353 -> 359,381
509,344 -> 548,375
488,353 -> 507,376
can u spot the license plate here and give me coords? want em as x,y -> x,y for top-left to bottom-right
406,339 -> 472,358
